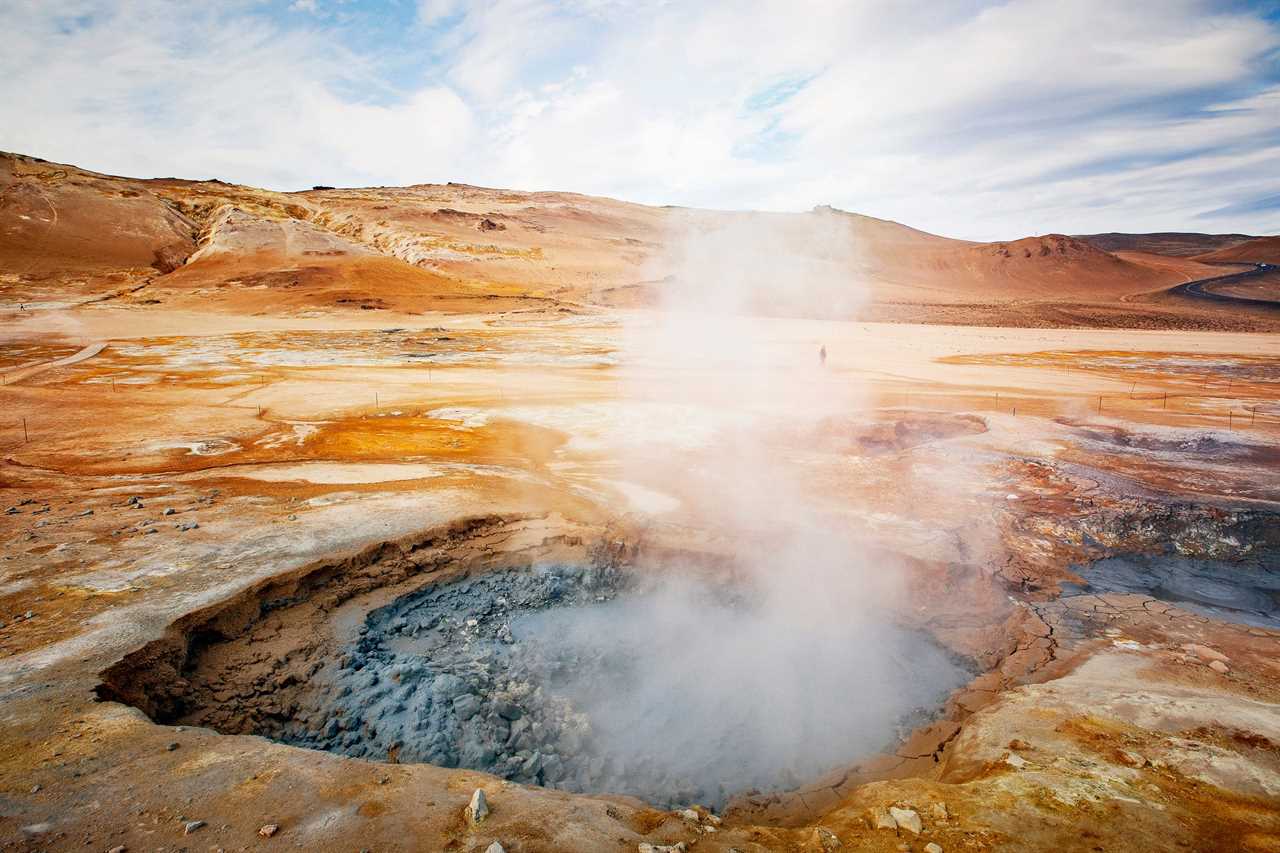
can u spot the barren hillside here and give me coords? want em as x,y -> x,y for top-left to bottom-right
1077,231 -> 1257,257
1193,234 -> 1280,264
0,152 -> 1265,328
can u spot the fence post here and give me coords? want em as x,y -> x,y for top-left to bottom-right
23,418 -> 28,443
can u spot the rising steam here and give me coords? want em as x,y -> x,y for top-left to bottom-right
519,209 -> 969,807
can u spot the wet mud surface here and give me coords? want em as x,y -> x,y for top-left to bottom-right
172,563 -> 972,811
1067,553 -> 1280,629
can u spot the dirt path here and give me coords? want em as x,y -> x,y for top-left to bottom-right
4,341 -> 106,384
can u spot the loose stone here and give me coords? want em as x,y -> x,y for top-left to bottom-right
888,806 -> 922,835
467,788 -> 489,824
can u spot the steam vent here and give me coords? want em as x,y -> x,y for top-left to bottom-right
5,6 -> 1280,848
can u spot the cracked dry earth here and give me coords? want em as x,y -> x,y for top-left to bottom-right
2,157 -> 1280,852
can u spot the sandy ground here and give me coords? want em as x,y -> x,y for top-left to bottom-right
0,294 -> 1277,852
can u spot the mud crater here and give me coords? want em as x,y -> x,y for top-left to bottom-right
245,565 -> 969,809
95,518 -> 977,812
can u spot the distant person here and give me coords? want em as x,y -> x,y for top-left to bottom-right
819,344 -> 827,367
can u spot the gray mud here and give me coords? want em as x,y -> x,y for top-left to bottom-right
1067,553 -> 1280,629
270,565 -> 970,809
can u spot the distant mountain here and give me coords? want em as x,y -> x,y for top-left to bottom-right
1075,232 -> 1256,258
1191,235 -> 1280,264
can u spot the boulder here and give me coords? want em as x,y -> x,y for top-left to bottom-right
888,806 -> 922,835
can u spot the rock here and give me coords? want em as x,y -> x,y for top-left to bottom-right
183,820 -> 205,835
869,806 -> 898,831
812,826 -> 842,850
466,788 -> 489,824
433,673 -> 466,701
1183,643 -> 1228,663
108,846 -> 127,853
259,824 -> 279,837
928,802 -> 949,821
166,742 -> 179,751
638,845 -> 686,853
179,520 -> 199,531
1209,659 -> 1230,674
926,845 -> 944,853
163,508 -> 175,516
454,693 -> 482,720
485,844 -> 505,853
76,509 -> 93,516
677,808 -> 699,822
30,784 -> 40,793
1117,749 -> 1147,767
1005,752 -> 1027,769
889,807 -> 922,835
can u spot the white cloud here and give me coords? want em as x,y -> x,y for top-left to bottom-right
1,0 -> 1277,238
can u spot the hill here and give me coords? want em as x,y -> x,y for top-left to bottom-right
0,151 -> 1268,328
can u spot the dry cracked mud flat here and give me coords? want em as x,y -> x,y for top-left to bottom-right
1,152 -> 1279,853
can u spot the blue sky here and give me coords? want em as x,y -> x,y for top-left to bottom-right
3,0 -> 1279,240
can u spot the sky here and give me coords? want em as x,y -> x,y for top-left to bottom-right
2,0 -> 1279,240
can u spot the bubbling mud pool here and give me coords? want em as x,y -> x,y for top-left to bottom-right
269,565 -> 971,809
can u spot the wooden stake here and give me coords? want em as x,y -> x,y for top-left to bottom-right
1252,408 -> 1257,426
1162,391 -> 1167,410
23,418 -> 28,443
1098,396 -> 1103,413
1229,411 -> 1233,430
